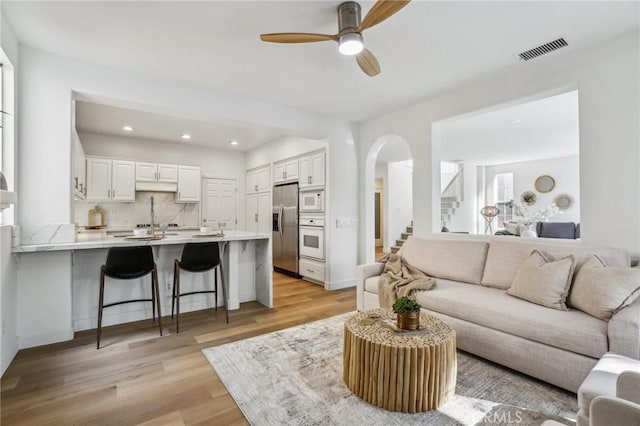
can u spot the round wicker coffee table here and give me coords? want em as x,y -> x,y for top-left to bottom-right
343,308 -> 457,413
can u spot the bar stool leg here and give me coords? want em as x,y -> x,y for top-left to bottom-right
151,273 -> 156,323
218,263 -> 229,324
171,261 -> 178,319
176,266 -> 181,333
97,266 -> 106,349
153,266 -> 163,336
214,267 -> 218,312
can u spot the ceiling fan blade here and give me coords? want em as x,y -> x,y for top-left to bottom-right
260,33 -> 338,43
359,0 -> 411,31
356,49 -> 381,77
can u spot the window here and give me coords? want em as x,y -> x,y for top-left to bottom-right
493,172 -> 513,229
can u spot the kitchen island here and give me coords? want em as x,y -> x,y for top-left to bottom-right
12,230 -> 271,347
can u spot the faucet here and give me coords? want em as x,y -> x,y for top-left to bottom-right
150,196 -> 155,236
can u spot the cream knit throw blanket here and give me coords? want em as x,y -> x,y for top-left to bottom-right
377,253 -> 436,308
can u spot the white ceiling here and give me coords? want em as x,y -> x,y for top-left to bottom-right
3,1 -> 638,123
439,90 -> 579,165
75,101 -> 288,151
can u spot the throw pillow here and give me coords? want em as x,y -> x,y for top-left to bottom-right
507,250 -> 576,310
568,254 -> 640,320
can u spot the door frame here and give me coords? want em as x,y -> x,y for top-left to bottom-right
374,178 -> 384,247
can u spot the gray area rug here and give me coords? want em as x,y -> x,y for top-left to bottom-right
202,313 -> 578,425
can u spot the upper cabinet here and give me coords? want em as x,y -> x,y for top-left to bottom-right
72,131 -> 86,199
298,152 -> 325,189
86,157 -> 135,202
273,159 -> 298,184
247,166 -> 271,194
135,162 -> 178,183
176,165 -> 201,203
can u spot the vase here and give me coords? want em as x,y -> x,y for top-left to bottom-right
520,224 -> 537,238
396,311 -> 420,330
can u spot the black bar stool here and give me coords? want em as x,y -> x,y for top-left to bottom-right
97,246 -> 162,349
172,242 -> 228,332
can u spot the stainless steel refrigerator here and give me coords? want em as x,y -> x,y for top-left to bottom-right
272,183 -> 299,275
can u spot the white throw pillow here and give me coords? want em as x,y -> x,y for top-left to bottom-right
568,254 -> 640,320
507,250 -> 576,310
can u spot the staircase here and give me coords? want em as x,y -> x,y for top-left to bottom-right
391,223 -> 413,254
440,164 -> 464,229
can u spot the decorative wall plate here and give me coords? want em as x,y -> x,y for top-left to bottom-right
554,194 -> 572,209
520,191 -> 537,206
535,175 -> 555,193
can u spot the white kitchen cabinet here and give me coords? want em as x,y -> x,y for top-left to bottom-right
299,152 -> 325,189
157,164 -> 178,182
86,158 -> 135,202
136,162 -> 178,183
111,160 -> 136,201
246,166 -> 271,194
273,159 -> 298,184
176,165 -> 201,202
246,192 -> 271,234
72,131 -> 86,199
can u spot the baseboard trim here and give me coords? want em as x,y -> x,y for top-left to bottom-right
19,327 -> 74,349
325,279 -> 356,291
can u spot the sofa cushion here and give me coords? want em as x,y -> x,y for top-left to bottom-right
482,239 -> 630,289
507,250 -> 576,310
415,279 -> 608,358
364,276 -> 379,293
399,237 -> 489,284
569,255 -> 640,320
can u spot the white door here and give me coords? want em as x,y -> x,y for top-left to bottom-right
246,194 -> 257,233
86,158 -> 112,201
112,160 -> 136,201
202,178 -> 237,230
310,153 -> 325,187
273,162 -> 286,183
298,156 -> 310,188
157,164 -> 178,183
135,162 -> 157,182
177,166 -> 201,202
256,167 -> 271,192
257,192 -> 272,234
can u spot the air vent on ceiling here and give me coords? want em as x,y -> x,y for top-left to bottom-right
518,38 -> 568,61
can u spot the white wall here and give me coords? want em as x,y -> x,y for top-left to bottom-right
1,12 -> 20,376
446,160 -> 480,234
486,155 -> 580,225
386,161 -> 413,251
359,30 -> 640,263
245,135 -> 326,170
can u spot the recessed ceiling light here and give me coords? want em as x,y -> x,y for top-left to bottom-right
122,125 -> 134,132
511,119 -> 521,124
181,134 -> 191,140
230,140 -> 239,146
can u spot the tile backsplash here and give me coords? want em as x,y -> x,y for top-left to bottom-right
75,192 -> 199,229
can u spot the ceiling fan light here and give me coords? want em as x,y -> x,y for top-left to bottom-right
338,32 -> 364,56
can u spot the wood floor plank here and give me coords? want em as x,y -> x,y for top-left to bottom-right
1,272 -> 356,425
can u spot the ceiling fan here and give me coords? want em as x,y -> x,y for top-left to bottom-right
259,0 -> 411,77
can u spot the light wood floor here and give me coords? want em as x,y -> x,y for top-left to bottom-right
0,273 -> 356,425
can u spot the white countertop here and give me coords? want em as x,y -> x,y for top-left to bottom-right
13,230 -> 270,253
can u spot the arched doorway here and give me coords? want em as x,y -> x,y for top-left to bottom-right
364,135 -> 413,263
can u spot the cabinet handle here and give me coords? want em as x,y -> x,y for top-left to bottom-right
107,189 -> 110,198
83,186 -> 87,195
79,183 -> 83,193
306,269 -> 314,273
112,190 -> 115,198
74,177 -> 78,189
255,184 -> 258,192
255,213 -> 258,222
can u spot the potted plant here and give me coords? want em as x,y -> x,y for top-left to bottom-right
392,297 -> 422,330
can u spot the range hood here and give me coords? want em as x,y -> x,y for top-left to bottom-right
135,182 -> 178,192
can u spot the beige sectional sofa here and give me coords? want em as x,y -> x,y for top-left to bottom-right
356,236 -> 638,392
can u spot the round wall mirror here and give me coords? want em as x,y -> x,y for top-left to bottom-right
535,175 -> 555,193
520,191 -> 537,206
554,194 -> 572,209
